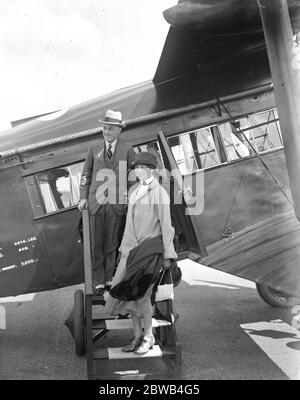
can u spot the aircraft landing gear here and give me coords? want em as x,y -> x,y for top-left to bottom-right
256,283 -> 300,308
64,289 -> 86,356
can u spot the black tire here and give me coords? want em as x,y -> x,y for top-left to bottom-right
256,283 -> 300,308
74,289 -> 86,356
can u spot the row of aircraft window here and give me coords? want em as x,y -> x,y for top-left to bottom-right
36,108 -> 283,214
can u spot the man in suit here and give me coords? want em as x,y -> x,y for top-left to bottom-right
78,110 -> 136,296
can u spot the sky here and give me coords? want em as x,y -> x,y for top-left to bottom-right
0,0 -> 176,131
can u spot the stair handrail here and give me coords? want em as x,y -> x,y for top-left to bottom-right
82,209 -> 94,295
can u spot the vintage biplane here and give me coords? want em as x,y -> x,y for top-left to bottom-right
0,0 -> 300,324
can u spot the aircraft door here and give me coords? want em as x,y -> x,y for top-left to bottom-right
157,130 -> 207,258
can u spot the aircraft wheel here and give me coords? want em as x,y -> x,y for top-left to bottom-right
74,289 -> 86,356
256,283 -> 300,308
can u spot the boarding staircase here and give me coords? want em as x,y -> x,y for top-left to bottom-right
72,210 -> 182,380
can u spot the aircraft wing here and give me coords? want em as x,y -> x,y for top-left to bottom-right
154,0 -> 300,87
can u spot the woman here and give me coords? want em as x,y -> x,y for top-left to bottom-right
104,151 -> 177,355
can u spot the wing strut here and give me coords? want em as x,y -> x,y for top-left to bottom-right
258,0 -> 300,222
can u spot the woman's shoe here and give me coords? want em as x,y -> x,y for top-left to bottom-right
94,286 -> 105,296
134,337 -> 155,355
121,336 -> 143,353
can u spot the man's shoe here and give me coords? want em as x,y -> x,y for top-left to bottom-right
122,336 -> 143,353
134,337 -> 155,355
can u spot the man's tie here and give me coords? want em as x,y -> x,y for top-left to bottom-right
107,143 -> 112,159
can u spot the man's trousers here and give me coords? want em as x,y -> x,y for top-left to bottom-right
90,203 -> 126,286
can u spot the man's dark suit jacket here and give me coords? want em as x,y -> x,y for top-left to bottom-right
80,137 -> 136,215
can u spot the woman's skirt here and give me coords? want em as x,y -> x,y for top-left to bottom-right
104,254 -> 154,318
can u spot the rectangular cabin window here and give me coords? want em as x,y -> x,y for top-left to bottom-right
167,128 -> 221,175
218,108 -> 283,161
36,162 -> 84,214
218,122 -> 251,161
241,109 -> 283,152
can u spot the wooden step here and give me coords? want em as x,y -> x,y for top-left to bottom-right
93,345 -> 175,360
92,370 -> 174,380
92,318 -> 172,330
86,294 -> 106,305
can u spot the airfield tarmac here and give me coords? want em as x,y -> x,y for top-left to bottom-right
0,259 -> 299,380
